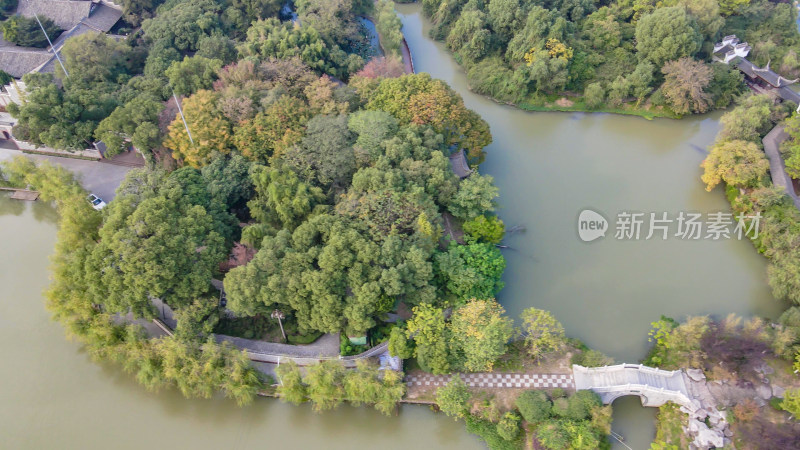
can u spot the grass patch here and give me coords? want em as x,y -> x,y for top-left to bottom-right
515,97 -> 681,120
22,149 -> 100,160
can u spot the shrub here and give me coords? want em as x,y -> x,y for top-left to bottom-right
465,415 -> 521,450
496,412 -> 521,441
436,375 -> 471,419
782,388 -> 800,417
565,390 -> 602,421
516,390 -> 552,424
584,82 -> 605,110
572,349 -> 613,367
551,397 -> 569,417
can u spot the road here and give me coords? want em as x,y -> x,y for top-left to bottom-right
0,148 -> 132,201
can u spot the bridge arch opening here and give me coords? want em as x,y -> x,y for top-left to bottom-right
609,393 -> 649,408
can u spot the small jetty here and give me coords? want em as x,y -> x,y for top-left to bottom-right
0,187 -> 40,201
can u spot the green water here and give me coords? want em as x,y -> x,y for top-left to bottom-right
0,5 -> 788,449
395,3 -> 784,448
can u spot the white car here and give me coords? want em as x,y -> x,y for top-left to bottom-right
87,194 -> 106,210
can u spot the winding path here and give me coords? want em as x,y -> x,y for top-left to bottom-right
150,297 -> 389,368
762,124 -> 800,209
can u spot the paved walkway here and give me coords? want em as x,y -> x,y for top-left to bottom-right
406,372 -> 575,389
762,124 -> 800,209
216,332 -> 340,358
0,147 -> 132,201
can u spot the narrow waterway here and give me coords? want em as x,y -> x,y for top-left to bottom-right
395,3 -> 786,448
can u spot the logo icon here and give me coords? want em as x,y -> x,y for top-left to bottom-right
578,209 -> 608,242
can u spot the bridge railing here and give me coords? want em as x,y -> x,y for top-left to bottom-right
589,383 -> 692,407
574,363 -> 682,378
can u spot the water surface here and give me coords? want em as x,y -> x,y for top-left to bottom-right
0,197 -> 482,450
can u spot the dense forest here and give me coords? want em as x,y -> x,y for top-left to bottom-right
1,0 -> 517,419
7,0 -> 383,152
420,0 -> 800,115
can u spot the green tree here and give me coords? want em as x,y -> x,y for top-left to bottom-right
305,360 -> 346,412
628,62 -> 655,104
0,0 -> 17,19
516,390 -> 553,424
240,18 -> 363,79
85,168 -> 232,316
295,0 -> 367,50
60,33 -> 138,85
406,303 -> 450,374
283,114 -> 356,188
521,308 -> 566,360
141,0 -> 223,51
487,0 -> 525,44
195,35 -> 238,65
718,0 -> 750,16
436,375 -> 471,419
247,164 -> 325,229
708,63 -> 744,109
661,58 -> 713,115
224,0 -> 282,33
719,94 -> 773,142
645,316 -> 710,368
201,152 -> 254,207
361,74 -> 492,162
700,140 -> 770,191
119,0 -> 160,27
446,9 -> 491,63
463,215 -> 505,244
8,73 -> 117,150
375,0 -> 404,57
276,360 -> 306,404
505,6 -> 561,62
635,6 -> 701,68
436,243 -> 505,302
565,390 -> 602,421
449,299 -> 513,372
1,14 -> 61,48
166,56 -> 223,96
584,83 -> 605,110
388,326 -> 413,359
448,173 -> 499,220
233,96 -> 311,164
95,96 -> 164,158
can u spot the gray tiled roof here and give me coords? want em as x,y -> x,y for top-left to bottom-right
0,48 -> 53,77
16,0 -> 93,31
82,3 -> 122,32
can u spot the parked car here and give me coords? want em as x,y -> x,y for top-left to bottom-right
87,194 -> 106,210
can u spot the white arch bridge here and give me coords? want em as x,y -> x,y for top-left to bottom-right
573,364 -> 692,407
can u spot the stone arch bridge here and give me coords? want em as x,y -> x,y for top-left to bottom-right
573,364 -> 692,407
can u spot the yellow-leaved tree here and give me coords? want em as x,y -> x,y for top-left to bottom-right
165,90 -> 233,168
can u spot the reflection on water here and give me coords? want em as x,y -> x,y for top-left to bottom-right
394,3 -> 785,448
0,196 -> 59,224
610,396 -> 658,450
0,194 -> 25,216
0,198 -> 484,450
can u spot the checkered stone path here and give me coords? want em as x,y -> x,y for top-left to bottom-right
406,372 -> 575,389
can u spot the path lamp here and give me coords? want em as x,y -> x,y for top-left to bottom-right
272,309 -> 286,342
